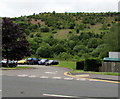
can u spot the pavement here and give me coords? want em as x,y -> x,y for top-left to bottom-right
70,72 -> 120,82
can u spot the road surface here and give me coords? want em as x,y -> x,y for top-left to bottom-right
1,65 -> 119,99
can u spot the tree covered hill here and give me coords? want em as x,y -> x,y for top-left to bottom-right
11,12 -> 120,60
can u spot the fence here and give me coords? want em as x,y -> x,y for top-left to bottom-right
100,62 -> 120,72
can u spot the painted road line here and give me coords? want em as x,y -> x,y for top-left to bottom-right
76,78 -> 87,81
64,72 -> 120,84
89,79 -> 98,82
75,74 -> 89,77
0,90 -> 2,92
28,75 -> 37,78
64,78 -> 73,80
52,77 -> 61,79
45,72 -> 56,74
17,75 -> 28,77
43,94 -> 79,98
40,76 -> 49,79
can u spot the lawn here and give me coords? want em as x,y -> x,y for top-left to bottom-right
55,61 -> 76,70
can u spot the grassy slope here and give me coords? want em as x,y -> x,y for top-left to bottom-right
54,29 -> 70,39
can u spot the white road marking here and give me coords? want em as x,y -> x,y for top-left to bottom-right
0,90 -> 2,92
52,77 -> 61,79
89,79 -> 98,82
45,72 -> 56,74
76,78 -> 86,81
28,75 -> 37,78
76,79 -> 80,80
40,76 -> 49,79
75,74 -> 89,77
64,78 -> 73,80
17,75 -> 28,77
43,94 -> 78,98
79,78 -> 87,81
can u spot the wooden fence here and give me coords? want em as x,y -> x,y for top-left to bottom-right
99,62 -> 120,72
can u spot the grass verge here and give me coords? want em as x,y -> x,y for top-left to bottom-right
55,60 -> 120,76
55,61 -> 76,70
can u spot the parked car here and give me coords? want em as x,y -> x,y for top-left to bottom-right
38,59 -> 48,65
1,59 -> 17,67
26,58 -> 39,65
45,60 -> 59,66
45,60 -> 54,66
17,59 -> 27,65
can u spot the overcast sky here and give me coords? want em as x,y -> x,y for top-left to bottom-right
0,0 -> 119,18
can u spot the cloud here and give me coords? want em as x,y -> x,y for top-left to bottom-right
0,0 -> 119,17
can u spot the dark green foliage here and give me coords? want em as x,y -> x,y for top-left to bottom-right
76,61 -> 84,70
87,38 -> 102,48
103,23 -> 120,51
69,22 -> 75,29
44,36 -> 58,46
41,26 -> 49,32
36,43 -> 52,58
76,29 -> 79,33
10,12 -> 120,60
35,33 -> 41,37
52,44 -> 65,55
91,44 -> 110,58
84,58 -> 102,72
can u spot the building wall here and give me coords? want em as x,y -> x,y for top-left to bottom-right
109,52 -> 120,58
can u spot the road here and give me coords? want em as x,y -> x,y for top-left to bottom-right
1,65 -> 119,99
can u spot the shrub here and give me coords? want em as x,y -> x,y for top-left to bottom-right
76,61 -> 84,70
41,26 -> 49,32
84,58 -> 102,72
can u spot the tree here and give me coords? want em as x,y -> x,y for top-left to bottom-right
87,38 -> 102,48
52,43 -> 65,55
2,18 -> 31,61
40,26 -> 49,32
103,23 -> 120,52
36,43 -> 52,58
91,44 -> 110,58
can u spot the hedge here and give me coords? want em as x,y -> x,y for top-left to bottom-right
84,58 -> 102,72
76,61 -> 84,70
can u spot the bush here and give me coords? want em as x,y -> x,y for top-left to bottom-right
84,58 -> 102,72
41,26 -> 49,32
76,61 -> 84,70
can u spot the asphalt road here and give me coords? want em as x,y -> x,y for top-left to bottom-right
1,65 -> 119,99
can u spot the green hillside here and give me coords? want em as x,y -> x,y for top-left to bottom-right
11,12 -> 120,60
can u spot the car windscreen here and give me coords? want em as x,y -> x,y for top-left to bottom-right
41,59 -> 47,62
27,58 -> 32,60
33,58 -> 38,60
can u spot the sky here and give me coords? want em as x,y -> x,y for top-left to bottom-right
0,0 -> 119,18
